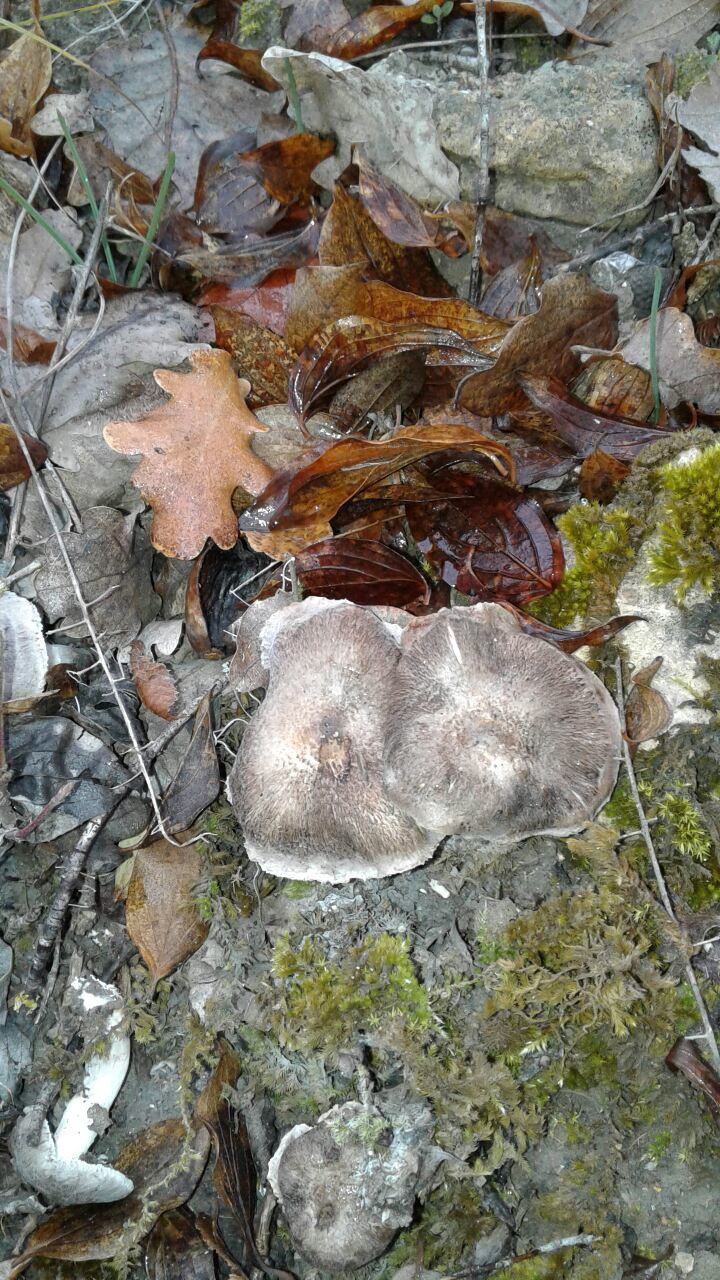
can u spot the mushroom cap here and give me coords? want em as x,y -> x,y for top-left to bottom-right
227,598 -> 439,882
267,1103 -> 419,1271
228,592 -> 294,693
383,603 -> 622,842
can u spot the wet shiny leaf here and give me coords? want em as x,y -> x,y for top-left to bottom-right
324,0 -> 438,58
624,657 -> 673,745
356,149 -> 469,256
499,605 -> 643,653
295,538 -> 430,607
579,448 -> 631,503
519,374 -> 671,460
212,306 -> 296,406
479,237 -> 543,320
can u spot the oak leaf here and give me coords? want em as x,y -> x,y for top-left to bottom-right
103,349 -> 273,559
126,838 -> 209,983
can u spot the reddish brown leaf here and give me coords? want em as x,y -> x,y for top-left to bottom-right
196,40 -> 280,90
212,307 -> 296,406
0,422 -> 47,490
198,266 -> 296,334
499,605 -> 643,653
356,149 -> 468,256
174,217 -> 321,296
324,0 -> 438,57
130,640 -> 181,721
666,1036 -> 720,1123
239,422 -> 513,556
10,1120 -> 210,1275
194,129 -> 281,236
197,1039 -> 256,1236
571,356 -> 656,421
624,657 -> 673,746
289,315 -> 502,423
422,402 -> 577,487
319,177 -> 452,296
407,471 -> 564,605
481,206 -> 570,276
479,237 -> 543,320
519,374 -> 671,460
103,349 -> 273,559
126,838 -> 209,983
459,274 -> 617,416
285,0 -> 350,49
579,448 -> 631,503
295,538 -> 430,608
0,321 -> 55,365
145,1209 -> 216,1280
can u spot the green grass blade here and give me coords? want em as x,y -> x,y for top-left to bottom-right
129,151 -> 175,289
649,266 -> 663,426
56,109 -> 117,283
0,174 -> 83,264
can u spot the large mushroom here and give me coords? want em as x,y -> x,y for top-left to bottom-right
227,597 -> 439,883
267,1101 -> 431,1271
383,603 -> 622,842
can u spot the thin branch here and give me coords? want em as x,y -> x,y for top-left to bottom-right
468,0 -> 490,307
554,203 -> 720,275
615,659 -> 720,1074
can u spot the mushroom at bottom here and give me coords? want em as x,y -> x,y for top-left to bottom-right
227,598 -> 438,883
384,603 -> 622,842
267,1102 -> 424,1270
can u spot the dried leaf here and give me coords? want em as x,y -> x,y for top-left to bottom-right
323,0 -> 438,58
500,605 -> 642,652
479,238 -> 543,321
571,356 -> 655,421
145,1209 -> 216,1280
160,693 -> 220,835
289,315 -> 500,423
459,274 -> 618,415
519,374 -> 671,459
239,422 -> 513,556
578,0 -> 720,63
195,132 -> 334,235
211,307 -> 296,406
126,839 -> 210,982
407,471 -> 564,605
0,593 -> 47,703
173,217 -> 321,295
130,640 -> 181,721
481,207 -> 570,276
579,448 -> 631,503
197,1039 -> 256,1236
356,149 -> 468,256
319,178 -> 452,296
295,538 -> 430,608
67,135 -> 157,208
198,266 -> 296,335
0,31 -> 51,158
624,657 -> 673,745
197,40 -> 281,90
676,65 -> 720,201
285,0 -> 350,50
0,321 -> 56,365
104,350 -> 273,559
666,1036 -> 720,1123
621,306 -> 720,413
10,1119 -> 210,1275
0,421 -> 47,489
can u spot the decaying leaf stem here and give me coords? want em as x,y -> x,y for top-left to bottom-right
615,658 -> 720,1074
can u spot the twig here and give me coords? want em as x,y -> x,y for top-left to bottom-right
615,659 -> 720,1074
554,203 -> 720,275
648,266 -> 663,425
692,207 -> 720,265
1,780 -> 78,844
468,0 -> 490,306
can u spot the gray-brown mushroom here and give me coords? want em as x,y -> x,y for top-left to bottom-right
383,603 -> 622,842
227,597 -> 439,883
267,1102 -> 425,1271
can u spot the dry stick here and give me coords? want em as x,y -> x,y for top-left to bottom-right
692,207 -> 720,265
615,659 -> 720,1074
467,0 -> 490,306
554,203 -> 720,275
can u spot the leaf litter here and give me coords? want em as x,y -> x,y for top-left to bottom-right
2,3 -> 720,1278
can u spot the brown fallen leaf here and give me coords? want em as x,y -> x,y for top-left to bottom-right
197,40 -> 281,91
103,349 -> 273,559
0,422 -> 47,489
0,30 -> 51,159
422,401 -> 577,487
0,321 -> 56,365
8,1119 -> 210,1276
289,315 -> 501,424
194,132 -> 334,236
295,538 -> 431,608
666,1036 -> 720,1123
621,306 -> 720,414
285,266 -> 510,353
198,266 -> 296,335
323,0 -> 438,58
126,838 -> 209,983
576,0 -> 720,63
624,657 -> 673,746
499,605 -> 642,653
160,693 -> 220,835
579,448 -> 631,503
319,177 -> 452,297
239,422 -> 513,556
145,1209 -> 216,1280
130,640 -> 181,721
211,307 -> 296,406
327,350 -> 426,434
479,238 -> 543,321
459,274 -> 618,416
171,217 -> 321,297
355,149 -> 469,256
197,1039 -> 257,1243
481,206 -> 570,276
571,356 -> 656,421
67,135 -> 157,208
285,0 -> 350,50
519,374 -> 671,459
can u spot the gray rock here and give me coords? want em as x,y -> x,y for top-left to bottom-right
590,254 -> 673,339
691,1251 -> 720,1280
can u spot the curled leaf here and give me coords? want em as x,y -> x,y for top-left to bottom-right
295,538 -> 430,608
519,374 -> 671,460
499,606 -> 643,653
624,657 -> 673,746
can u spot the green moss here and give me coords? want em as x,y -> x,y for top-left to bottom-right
271,931 -> 432,1052
236,0 -> 279,42
648,442 -> 720,601
380,1179 -> 496,1273
674,44 -> 720,97
532,504 -> 640,626
657,792 -> 712,862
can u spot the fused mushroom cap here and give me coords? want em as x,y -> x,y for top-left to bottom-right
384,603 -> 621,842
267,1103 -> 419,1271
227,598 -> 438,883
228,592 -> 294,693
